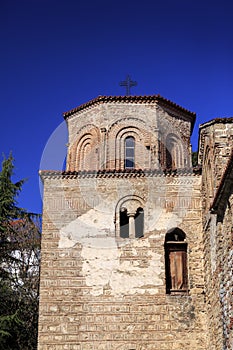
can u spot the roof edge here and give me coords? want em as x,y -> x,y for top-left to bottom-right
198,116 -> 233,164
63,95 -> 196,121
199,116 -> 233,130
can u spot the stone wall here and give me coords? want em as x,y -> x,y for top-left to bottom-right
38,172 -> 208,349
220,191 -> 233,350
199,119 -> 233,350
38,96 -> 221,349
202,193 -> 233,350
199,118 -> 233,213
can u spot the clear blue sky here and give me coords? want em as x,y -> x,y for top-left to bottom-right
1,0 -> 233,214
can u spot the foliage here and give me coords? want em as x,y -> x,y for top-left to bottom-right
0,311 -> 23,349
0,154 -> 41,349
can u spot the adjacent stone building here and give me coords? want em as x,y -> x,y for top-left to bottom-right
38,95 -> 232,349
198,118 -> 233,350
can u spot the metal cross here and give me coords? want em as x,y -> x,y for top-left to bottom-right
119,75 -> 137,96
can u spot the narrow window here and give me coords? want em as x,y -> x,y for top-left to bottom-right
120,208 -> 129,238
125,136 -> 135,169
166,148 -> 172,169
135,207 -> 144,238
165,229 -> 188,294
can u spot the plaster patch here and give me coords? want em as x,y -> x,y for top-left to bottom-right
81,244 -> 119,296
59,208 -> 115,248
148,210 -> 182,231
81,241 -> 163,296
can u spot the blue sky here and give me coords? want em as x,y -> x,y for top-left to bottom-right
1,0 -> 233,214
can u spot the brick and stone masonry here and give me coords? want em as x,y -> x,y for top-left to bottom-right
38,95 -> 232,349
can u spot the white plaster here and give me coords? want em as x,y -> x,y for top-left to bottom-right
81,244 -> 119,296
59,208 -> 115,248
147,209 -> 182,232
81,238 -> 163,297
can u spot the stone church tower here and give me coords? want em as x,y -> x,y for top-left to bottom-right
38,95 -> 233,349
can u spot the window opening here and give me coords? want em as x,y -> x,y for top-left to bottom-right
165,229 -> 188,294
125,136 -> 135,169
166,148 -> 172,168
120,208 -> 129,238
135,207 -> 144,238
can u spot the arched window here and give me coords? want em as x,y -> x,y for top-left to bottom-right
166,148 -> 173,169
135,207 -> 144,238
119,207 -> 144,239
165,133 -> 184,169
124,136 -> 135,169
116,195 -> 145,239
165,228 -> 188,294
120,208 -> 129,238
67,125 -> 100,172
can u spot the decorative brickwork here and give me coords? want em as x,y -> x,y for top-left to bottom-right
66,98 -> 193,173
38,95 -> 232,349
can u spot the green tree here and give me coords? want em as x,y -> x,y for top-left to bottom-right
0,154 -> 25,257
0,154 -> 41,350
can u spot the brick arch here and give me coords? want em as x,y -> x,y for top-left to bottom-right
107,118 -> 150,170
165,227 -> 186,241
116,127 -> 142,169
165,133 -> 184,169
76,133 -> 93,171
108,117 -> 147,134
68,125 -> 101,171
116,194 -> 145,214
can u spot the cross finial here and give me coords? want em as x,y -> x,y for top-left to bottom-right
119,75 -> 137,96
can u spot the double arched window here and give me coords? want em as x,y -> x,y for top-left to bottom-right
165,228 -> 188,294
124,136 -> 135,169
116,195 -> 145,239
119,207 -> 144,238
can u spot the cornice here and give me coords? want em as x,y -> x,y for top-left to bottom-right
39,168 -> 201,182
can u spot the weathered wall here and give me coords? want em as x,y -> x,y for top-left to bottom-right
202,214 -> 225,350
38,97 -> 217,349
38,172 -> 208,349
219,191 -> 233,350
199,119 -> 233,212
199,119 -> 233,350
202,194 -> 233,350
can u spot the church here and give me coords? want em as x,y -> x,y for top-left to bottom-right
38,92 -> 233,349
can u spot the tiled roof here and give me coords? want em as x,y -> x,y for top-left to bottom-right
198,116 -> 233,164
199,116 -> 233,129
63,95 -> 196,121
